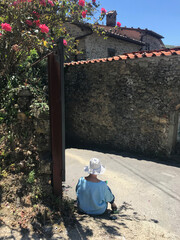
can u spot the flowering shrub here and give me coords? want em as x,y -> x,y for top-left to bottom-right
82,10 -> 88,18
26,20 -> 33,26
47,0 -> 54,6
39,24 -> 49,33
34,20 -> 40,27
63,40 -> 67,46
101,8 -> 106,14
0,0 -> 108,126
0,0 -> 108,85
79,0 -> 85,7
117,22 -> 121,27
1,23 -> 12,32
0,0 -> 109,184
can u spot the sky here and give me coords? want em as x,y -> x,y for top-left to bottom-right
92,0 -> 180,46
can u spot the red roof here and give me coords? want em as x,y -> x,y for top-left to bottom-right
73,22 -> 145,45
94,25 -> 164,40
94,25 -> 145,45
65,48 -> 180,67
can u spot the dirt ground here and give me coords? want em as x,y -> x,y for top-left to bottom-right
1,200 -> 180,240
0,174 -> 180,240
63,201 -> 180,240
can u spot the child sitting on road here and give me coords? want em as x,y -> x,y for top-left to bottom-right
76,158 -> 117,215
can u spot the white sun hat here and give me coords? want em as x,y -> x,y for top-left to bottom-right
84,158 -> 105,175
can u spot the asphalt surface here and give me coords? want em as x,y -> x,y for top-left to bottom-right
64,148 -> 180,237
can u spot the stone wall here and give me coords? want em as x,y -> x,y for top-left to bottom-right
84,33 -> 141,60
141,34 -> 164,50
64,23 -> 91,38
64,55 -> 180,157
15,88 -> 51,176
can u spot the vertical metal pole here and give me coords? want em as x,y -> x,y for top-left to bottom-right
48,38 -> 65,195
58,38 -> 66,182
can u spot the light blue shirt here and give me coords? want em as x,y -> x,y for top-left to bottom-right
76,177 -> 114,215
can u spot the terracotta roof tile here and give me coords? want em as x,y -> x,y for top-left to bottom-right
134,53 -> 143,58
152,52 -> 162,57
126,53 -> 135,59
65,48 -> 180,67
107,57 -> 113,61
119,55 -> 128,60
101,58 -> 107,62
161,51 -> 172,56
113,56 -> 120,60
145,53 -> 153,57
170,49 -> 176,54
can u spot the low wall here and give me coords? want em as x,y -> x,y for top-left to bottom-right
64,54 -> 180,156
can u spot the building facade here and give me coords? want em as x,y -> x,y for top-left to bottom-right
65,10 -> 165,61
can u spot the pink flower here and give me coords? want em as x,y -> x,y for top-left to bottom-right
18,0 -> 27,2
34,20 -> 40,27
82,10 -> 87,18
40,0 -> 46,6
101,8 -> 106,14
33,11 -> 40,18
117,22 -> 121,27
92,0 -> 96,3
26,20 -> 33,26
1,23 -> 12,32
39,24 -> 49,33
63,39 -> 67,46
12,1 -> 18,6
0,33 -> 2,37
78,0 -> 85,7
48,0 -> 54,6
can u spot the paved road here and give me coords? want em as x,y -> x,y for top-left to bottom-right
64,148 -> 180,237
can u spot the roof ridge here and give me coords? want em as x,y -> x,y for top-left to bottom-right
94,24 -> 164,38
65,48 -> 180,67
102,28 -> 145,45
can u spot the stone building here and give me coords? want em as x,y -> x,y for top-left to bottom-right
64,48 -> 180,158
114,26 -> 164,51
65,10 -> 164,61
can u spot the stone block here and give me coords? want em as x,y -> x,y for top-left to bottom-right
151,116 -> 159,123
34,119 -> 50,134
159,118 -> 168,124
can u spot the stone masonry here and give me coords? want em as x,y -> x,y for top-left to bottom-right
141,33 -> 164,51
65,23 -> 142,61
83,33 -> 141,60
64,54 -> 180,157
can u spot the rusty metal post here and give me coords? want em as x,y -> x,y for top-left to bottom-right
58,38 -> 65,182
48,38 -> 65,196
